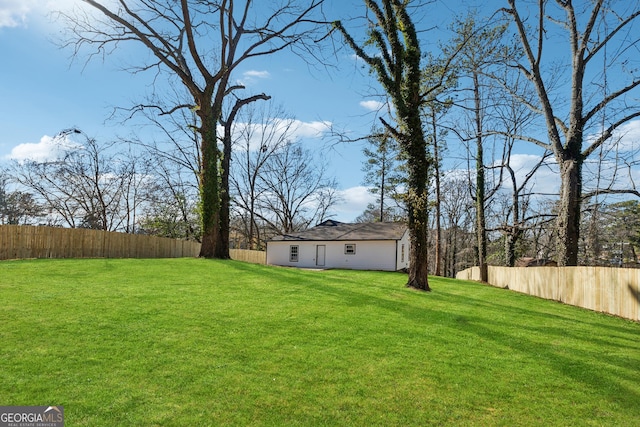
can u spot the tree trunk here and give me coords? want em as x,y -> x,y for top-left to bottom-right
407,189 -> 430,290
449,226 -> 458,277
505,171 -> 520,267
473,72 -> 488,282
505,233 -> 516,267
379,156 -> 386,222
215,128 -> 232,259
218,93 -> 269,255
431,110 -> 442,276
404,114 -> 431,291
556,156 -> 582,266
198,106 -> 220,258
249,196 -> 257,250
334,1 -> 430,291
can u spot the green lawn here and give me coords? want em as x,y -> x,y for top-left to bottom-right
1,258 -> 638,426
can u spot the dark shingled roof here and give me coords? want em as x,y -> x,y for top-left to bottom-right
269,221 -> 408,242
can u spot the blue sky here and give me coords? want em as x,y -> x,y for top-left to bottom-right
0,0 -> 498,222
0,0 -> 409,221
2,1 -> 638,223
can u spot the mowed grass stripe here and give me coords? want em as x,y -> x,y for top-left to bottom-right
0,258 -> 638,426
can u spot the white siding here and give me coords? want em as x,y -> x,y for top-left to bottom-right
267,239 -> 405,271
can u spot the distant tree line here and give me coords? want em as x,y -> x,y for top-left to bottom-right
3,0 -> 640,287
338,0 -> 640,279
0,109 -> 337,246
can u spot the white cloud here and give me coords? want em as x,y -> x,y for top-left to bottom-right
360,100 -> 385,112
229,118 -> 332,152
506,153 -> 547,173
0,0 -> 80,28
7,135 -> 80,162
478,153 -> 560,198
238,70 -> 271,86
0,0 -> 32,27
498,153 -> 559,196
585,119 -> 640,153
609,120 -> 640,152
332,186 -> 376,222
243,70 -> 270,79
349,53 -> 371,66
290,119 -> 332,139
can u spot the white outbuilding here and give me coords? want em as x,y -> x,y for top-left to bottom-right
266,220 -> 410,271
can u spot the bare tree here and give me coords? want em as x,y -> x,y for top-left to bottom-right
440,173 -> 475,277
218,93 -> 271,254
257,141 -> 339,234
122,86 -> 206,240
445,13 -> 515,281
422,53 -> 457,277
230,102 -> 295,249
503,0 -> 640,266
488,69 -> 552,266
426,108 -> 445,276
12,130 -> 151,231
62,0 -> 328,258
139,154 -> 201,240
0,172 -> 43,225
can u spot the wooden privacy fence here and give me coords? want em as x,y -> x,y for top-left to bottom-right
456,266 -> 640,322
0,225 -> 201,259
229,249 -> 266,265
0,225 -> 269,264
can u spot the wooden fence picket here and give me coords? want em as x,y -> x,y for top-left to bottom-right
0,225 -> 268,267
457,265 -> 640,322
0,225 -> 201,260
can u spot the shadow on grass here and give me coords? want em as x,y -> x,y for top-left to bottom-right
453,279 -> 639,336
458,314 -> 640,410
224,260 -> 640,412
